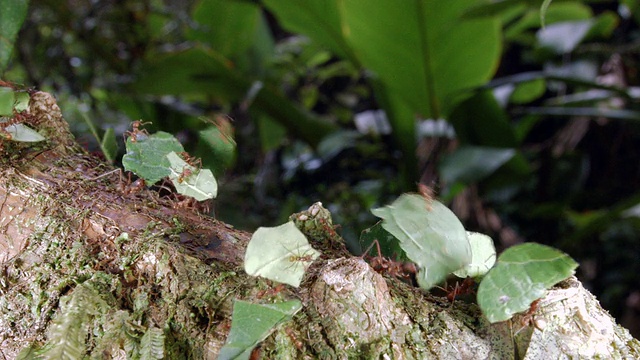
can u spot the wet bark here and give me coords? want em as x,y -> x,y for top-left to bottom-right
0,91 -> 638,359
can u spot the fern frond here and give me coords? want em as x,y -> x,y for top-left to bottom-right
139,327 -> 165,360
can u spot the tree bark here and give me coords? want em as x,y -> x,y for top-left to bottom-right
1,90 -> 638,359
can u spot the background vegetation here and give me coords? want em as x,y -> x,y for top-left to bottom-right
2,0 -> 640,337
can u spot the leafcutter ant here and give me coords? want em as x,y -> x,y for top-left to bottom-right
361,240 -> 417,283
281,244 -> 316,272
256,283 -> 286,300
514,298 -> 543,335
443,277 -> 476,303
124,120 -> 151,143
176,152 -> 202,183
418,183 -> 435,210
284,327 -> 304,351
177,167 -> 193,184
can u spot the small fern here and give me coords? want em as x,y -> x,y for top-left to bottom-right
90,310 -> 142,359
40,286 -> 93,359
139,327 -> 165,360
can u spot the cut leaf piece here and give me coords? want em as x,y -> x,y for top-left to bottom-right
359,221 -> 407,261
219,300 -> 302,360
453,232 -> 496,278
1,123 -> 45,142
122,131 -> 185,184
166,152 -> 217,200
372,194 -> 471,290
477,243 -> 578,323
244,221 -> 321,287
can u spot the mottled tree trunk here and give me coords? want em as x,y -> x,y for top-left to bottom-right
0,91 -> 638,359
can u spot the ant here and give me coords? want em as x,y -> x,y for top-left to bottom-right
124,120 -> 151,143
256,283 -> 286,299
514,298 -> 543,335
177,167 -> 193,183
284,327 -> 304,351
282,244 -> 317,272
361,240 -> 417,283
418,183 -> 435,210
442,277 -> 476,303
176,152 -> 202,184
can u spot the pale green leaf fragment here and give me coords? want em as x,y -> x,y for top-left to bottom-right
372,194 -> 471,290
244,221 -> 320,287
219,300 -> 302,360
166,152 -> 217,200
2,123 -> 45,142
453,232 -> 497,278
477,243 -> 578,323
122,131 -> 185,184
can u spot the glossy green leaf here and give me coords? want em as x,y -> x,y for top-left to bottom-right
122,131 -> 185,184
189,0 -> 260,57
244,221 -> 321,287
359,221 -> 407,261
166,152 -> 217,201
1,123 -> 45,142
0,0 -> 28,71
339,0 -> 502,118
453,232 -> 496,278
262,0 -> 353,61
0,87 -> 14,115
219,300 -> 302,360
449,91 -> 518,147
372,194 -> 471,290
439,146 -> 516,184
477,243 -> 578,323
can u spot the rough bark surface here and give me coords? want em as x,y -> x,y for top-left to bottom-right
0,91 -> 639,359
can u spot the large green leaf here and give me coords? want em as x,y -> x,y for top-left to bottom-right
339,0 -> 502,119
0,0 -> 28,71
262,0 -> 354,62
372,194 -> 472,290
477,243 -> 578,323
189,0 -> 261,57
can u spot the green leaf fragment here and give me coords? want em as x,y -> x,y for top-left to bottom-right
122,131 -> 185,184
2,123 -> 45,142
453,232 -> 496,278
371,194 -> 471,290
359,221 -> 407,261
477,243 -> 578,323
219,300 -> 302,360
244,221 -> 320,287
166,151 -> 217,200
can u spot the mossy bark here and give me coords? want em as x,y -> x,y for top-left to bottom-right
0,91 -> 638,359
